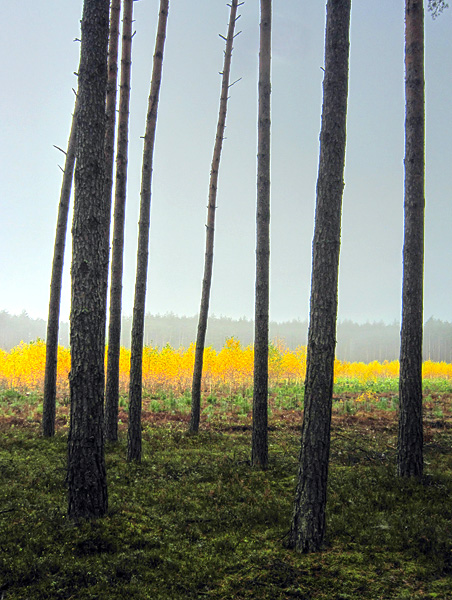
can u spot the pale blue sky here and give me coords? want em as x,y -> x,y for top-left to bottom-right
0,1 -> 451,324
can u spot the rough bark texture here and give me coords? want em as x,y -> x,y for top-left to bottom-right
42,97 -> 78,438
104,0 -> 121,214
189,0 -> 240,434
127,0 -> 168,462
397,0 -> 425,478
67,0 -> 110,520
105,0 -> 134,442
102,0 -> 121,439
288,0 -> 351,552
251,0 -> 271,468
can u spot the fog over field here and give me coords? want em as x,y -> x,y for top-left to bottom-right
0,1 -> 451,325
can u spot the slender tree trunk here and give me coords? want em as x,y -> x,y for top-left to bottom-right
287,0 -> 351,552
105,0 -> 134,442
42,96 -> 78,438
104,0 -> 121,214
127,0 -> 169,462
92,0 -> 120,443
397,0 -> 424,478
67,0 -> 110,520
189,0 -> 241,434
251,0 -> 271,468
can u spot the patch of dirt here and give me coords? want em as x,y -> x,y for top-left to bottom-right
0,391 -> 450,436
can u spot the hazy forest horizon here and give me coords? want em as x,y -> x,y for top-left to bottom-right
2,309 -> 452,363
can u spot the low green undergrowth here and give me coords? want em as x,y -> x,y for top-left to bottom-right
1,379 -> 451,424
1,411 -> 452,599
123,379 -> 451,417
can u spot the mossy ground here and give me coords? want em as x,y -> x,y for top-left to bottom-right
1,387 -> 452,599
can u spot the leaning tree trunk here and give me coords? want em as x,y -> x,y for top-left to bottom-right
287,0 -> 351,552
42,96 -> 78,438
397,0 -> 425,478
67,0 -> 110,520
251,0 -> 271,468
189,0 -> 241,434
128,0 -> 169,462
105,0 -> 134,442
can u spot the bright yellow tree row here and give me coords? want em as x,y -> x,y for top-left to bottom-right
0,339 -> 451,396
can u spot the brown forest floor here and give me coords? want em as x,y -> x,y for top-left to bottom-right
1,390 -> 451,434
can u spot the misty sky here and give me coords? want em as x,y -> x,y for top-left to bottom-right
0,1 -> 451,326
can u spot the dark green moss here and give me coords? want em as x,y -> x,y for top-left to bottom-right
1,403 -> 452,599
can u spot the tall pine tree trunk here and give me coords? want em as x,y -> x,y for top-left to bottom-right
67,0 -> 110,520
189,0 -> 241,434
42,96 -> 78,438
397,0 -> 424,478
105,0 -> 134,442
127,0 -> 169,462
287,0 -> 351,552
251,0 -> 271,468
104,0 -> 121,218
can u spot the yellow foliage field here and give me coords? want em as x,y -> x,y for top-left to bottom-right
0,339 -> 451,396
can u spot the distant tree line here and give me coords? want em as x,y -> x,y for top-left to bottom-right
0,311 -> 68,351
1,310 -> 451,363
